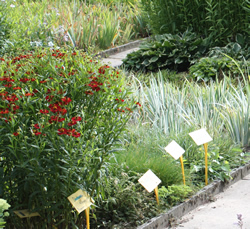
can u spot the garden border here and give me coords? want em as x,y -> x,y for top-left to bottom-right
137,161 -> 250,229
96,38 -> 147,58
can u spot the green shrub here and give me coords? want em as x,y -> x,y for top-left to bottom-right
185,140 -> 244,183
208,37 -> 250,60
0,48 -> 137,228
122,30 -> 208,72
92,163 -> 160,228
158,185 -> 193,206
141,0 -> 250,46
189,57 -> 248,82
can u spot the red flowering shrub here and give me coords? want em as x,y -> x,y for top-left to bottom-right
0,48 -> 135,227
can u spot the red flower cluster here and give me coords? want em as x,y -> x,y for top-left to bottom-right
98,65 -> 110,74
0,108 -> 9,114
3,93 -> 18,102
0,77 -> 15,82
40,109 -> 49,114
25,92 -> 34,97
57,128 -> 81,138
51,51 -> 65,59
48,103 -> 66,114
0,49 -> 126,141
60,97 -> 72,105
67,116 -> 82,126
33,130 -> 42,136
88,80 -> 103,92
115,98 -> 124,102
20,78 -> 31,83
45,95 -> 54,102
68,69 -> 78,76
49,116 -> 65,124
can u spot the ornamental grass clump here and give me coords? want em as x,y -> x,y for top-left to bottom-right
0,48 -> 138,228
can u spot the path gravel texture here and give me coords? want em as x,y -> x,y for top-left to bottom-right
101,48 -> 139,67
174,174 -> 250,229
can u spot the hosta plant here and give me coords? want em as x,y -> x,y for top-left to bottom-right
122,30 -> 208,72
0,48 -> 138,228
189,57 -> 249,82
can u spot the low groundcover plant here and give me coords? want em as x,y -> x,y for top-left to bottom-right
0,48 -> 139,228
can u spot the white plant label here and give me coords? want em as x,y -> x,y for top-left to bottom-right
189,128 -> 212,146
138,169 -> 161,193
67,189 -> 93,214
164,140 -> 185,160
14,209 -> 40,218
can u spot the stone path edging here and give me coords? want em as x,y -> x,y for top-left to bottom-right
96,38 -> 147,58
137,162 -> 250,229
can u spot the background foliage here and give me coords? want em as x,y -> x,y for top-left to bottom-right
2,0 -> 148,54
140,0 -> 250,46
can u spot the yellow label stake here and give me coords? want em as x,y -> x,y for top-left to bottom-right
203,143 -> 208,185
179,156 -> 186,185
85,207 -> 90,229
154,186 -> 159,205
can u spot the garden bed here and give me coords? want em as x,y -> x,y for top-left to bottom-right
0,0 -> 249,228
138,161 -> 250,229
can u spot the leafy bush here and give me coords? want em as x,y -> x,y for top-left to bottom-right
92,163 -> 160,228
185,140 -> 244,183
0,48 -> 138,228
140,0 -> 250,46
208,35 -> 250,60
0,199 -> 10,228
189,57 -> 249,82
158,185 -> 193,206
122,30 -> 208,72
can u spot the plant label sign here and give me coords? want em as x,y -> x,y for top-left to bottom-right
164,140 -> 185,160
189,128 -> 212,146
14,209 -> 40,218
67,189 -> 93,214
138,169 -> 161,193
